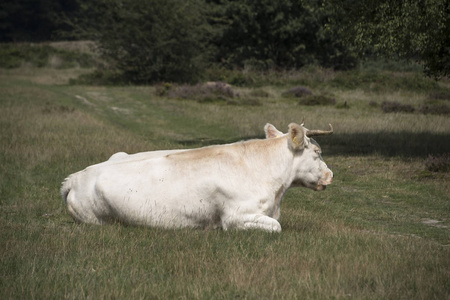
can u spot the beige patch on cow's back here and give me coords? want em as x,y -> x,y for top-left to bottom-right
165,137 -> 286,165
165,145 -> 231,162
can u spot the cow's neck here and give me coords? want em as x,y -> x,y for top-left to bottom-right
243,137 -> 294,218
240,136 -> 295,190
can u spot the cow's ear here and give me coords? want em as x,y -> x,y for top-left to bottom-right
264,123 -> 283,139
288,123 -> 305,150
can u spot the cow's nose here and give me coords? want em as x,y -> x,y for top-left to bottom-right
322,171 -> 333,185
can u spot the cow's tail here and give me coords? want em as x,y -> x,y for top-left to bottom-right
60,172 -> 86,223
60,174 -> 75,205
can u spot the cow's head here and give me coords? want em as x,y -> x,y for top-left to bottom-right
288,122 -> 333,191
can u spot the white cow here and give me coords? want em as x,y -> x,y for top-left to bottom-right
61,122 -> 333,232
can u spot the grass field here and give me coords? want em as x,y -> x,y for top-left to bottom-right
1,45 -> 449,299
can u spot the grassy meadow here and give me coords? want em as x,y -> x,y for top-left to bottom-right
1,43 -> 449,299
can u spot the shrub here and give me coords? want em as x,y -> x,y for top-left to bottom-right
298,95 -> 336,106
424,154 -> 450,172
282,86 -> 313,98
335,101 -> 350,109
217,1 -> 357,70
248,88 -> 270,98
203,82 -> 236,98
83,0 -> 212,84
369,100 -> 379,107
418,104 -> 450,115
381,101 -> 415,113
70,69 -> 123,86
154,83 -> 174,96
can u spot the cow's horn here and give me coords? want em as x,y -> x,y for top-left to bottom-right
300,117 -> 305,127
306,124 -> 333,137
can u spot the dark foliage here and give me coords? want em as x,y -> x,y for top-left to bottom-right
282,86 -> 313,98
424,154 -> 450,173
216,0 -> 357,70
335,101 -> 350,109
329,0 -> 450,78
381,101 -> 415,113
369,100 -> 379,107
0,0 -> 79,42
418,104 -> 450,115
69,0 -> 213,84
298,95 -> 336,106
2,0 -> 448,82
428,90 -> 450,101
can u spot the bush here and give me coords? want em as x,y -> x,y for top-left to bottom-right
70,69 -> 123,86
418,104 -> 450,115
369,100 -> 379,107
85,0 -> 212,84
381,101 -> 415,113
335,101 -> 350,109
217,1 -> 357,70
248,88 -> 270,98
154,83 -> 174,96
298,95 -> 336,106
424,154 -> 450,172
282,86 -> 313,98
163,81 -> 262,106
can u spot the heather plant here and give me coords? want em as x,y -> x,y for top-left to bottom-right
425,154 -> 450,172
282,86 -> 313,98
419,103 -> 450,115
298,95 -> 336,106
381,101 -> 415,113
428,90 -> 450,101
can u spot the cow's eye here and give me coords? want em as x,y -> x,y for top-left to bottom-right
315,149 -> 321,155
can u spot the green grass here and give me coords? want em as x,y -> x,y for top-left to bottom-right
1,58 -> 450,299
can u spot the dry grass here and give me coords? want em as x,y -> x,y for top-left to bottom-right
49,41 -> 98,56
1,65 -> 449,299
0,67 -> 94,85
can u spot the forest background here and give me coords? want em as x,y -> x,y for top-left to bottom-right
1,0 -> 449,83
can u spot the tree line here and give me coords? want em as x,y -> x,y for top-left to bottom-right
1,0 -> 448,82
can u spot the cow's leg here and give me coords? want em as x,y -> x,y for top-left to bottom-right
223,214 -> 282,232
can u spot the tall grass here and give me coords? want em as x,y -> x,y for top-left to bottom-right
1,53 -> 449,299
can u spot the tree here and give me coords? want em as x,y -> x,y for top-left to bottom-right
67,0 -> 214,83
0,0 -> 78,42
212,0 -> 357,70
329,0 -> 450,78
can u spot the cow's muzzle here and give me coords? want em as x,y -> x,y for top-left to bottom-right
315,184 -> 327,191
316,171 -> 333,191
